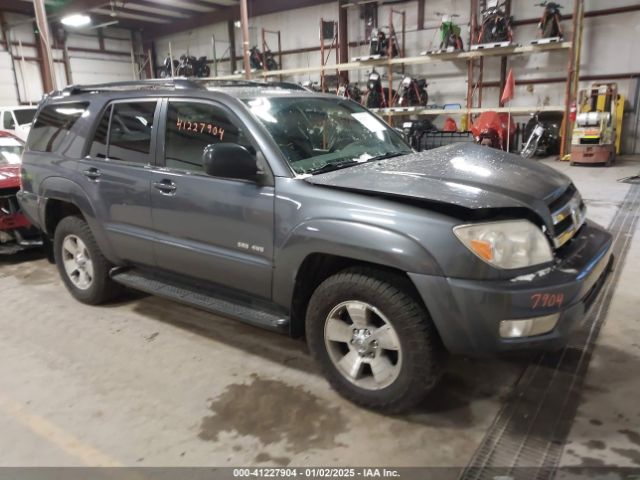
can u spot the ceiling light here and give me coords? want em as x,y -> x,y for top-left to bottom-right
61,14 -> 91,27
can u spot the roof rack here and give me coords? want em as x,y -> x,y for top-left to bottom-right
61,78 -> 206,95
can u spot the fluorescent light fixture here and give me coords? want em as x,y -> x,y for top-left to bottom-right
61,14 -> 91,27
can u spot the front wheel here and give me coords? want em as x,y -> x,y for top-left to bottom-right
306,268 -> 443,413
54,216 -> 122,305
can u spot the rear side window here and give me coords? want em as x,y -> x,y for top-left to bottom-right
28,102 -> 89,152
107,102 -> 156,164
89,106 -> 111,159
14,108 -> 37,126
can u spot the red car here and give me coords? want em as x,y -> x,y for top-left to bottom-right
0,131 -> 41,254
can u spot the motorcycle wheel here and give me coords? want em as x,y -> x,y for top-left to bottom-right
521,136 -> 540,159
200,65 -> 211,77
365,92 -> 380,109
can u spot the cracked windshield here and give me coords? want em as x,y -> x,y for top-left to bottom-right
245,96 -> 411,174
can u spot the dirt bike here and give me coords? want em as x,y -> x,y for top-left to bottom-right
393,76 -> 428,107
520,111 -> 562,158
176,54 -> 211,78
439,14 -> 464,51
477,0 -> 513,44
364,70 -> 394,109
536,1 -> 563,39
337,82 -> 362,103
369,28 -> 399,58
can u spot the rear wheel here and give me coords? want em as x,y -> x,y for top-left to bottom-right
306,268 -> 443,413
54,216 -> 122,305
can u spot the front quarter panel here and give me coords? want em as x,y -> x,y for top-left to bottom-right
271,178 -> 452,307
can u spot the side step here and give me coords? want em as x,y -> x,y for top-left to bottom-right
110,269 -> 289,332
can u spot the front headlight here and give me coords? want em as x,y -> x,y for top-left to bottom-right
453,220 -> 553,269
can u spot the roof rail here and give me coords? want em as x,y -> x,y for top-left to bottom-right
61,78 -> 206,95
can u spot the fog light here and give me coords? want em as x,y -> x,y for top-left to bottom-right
499,313 -> 560,338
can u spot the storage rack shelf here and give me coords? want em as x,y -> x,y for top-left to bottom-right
200,41 -> 571,82
370,104 -> 565,117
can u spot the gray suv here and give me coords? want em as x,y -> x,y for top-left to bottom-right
18,79 -> 613,412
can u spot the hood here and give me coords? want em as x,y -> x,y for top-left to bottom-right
0,165 -> 21,190
305,142 -> 571,224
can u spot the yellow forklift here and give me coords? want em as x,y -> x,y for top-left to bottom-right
570,82 -> 624,166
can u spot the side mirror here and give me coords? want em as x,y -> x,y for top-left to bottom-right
202,143 -> 263,183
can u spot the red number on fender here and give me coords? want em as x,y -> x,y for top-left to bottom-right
531,293 -> 564,309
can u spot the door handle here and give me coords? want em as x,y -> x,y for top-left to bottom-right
153,180 -> 177,194
82,168 -> 101,181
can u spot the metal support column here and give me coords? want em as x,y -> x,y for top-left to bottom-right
227,20 -> 237,74
32,0 -> 56,93
338,0 -> 348,83
560,0 -> 584,158
239,0 -> 251,79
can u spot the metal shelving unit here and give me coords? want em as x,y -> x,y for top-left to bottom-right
198,0 -> 583,151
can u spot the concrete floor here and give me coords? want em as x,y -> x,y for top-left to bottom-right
0,157 -> 639,468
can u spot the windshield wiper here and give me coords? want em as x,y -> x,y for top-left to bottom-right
366,151 -> 407,162
306,160 -> 361,175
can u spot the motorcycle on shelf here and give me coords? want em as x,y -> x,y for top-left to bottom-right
520,111 -> 562,158
176,54 -> 211,78
369,27 -> 399,58
477,0 -> 513,44
393,76 -> 428,107
249,47 -> 263,70
536,1 -> 564,39
158,56 -> 179,78
337,82 -> 362,103
439,14 -> 465,51
364,70 -> 393,109
248,47 -> 279,71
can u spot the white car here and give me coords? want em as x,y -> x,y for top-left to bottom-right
0,106 -> 38,142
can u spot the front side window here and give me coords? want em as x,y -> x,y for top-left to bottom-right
108,102 -> 156,164
28,102 -> 89,152
164,100 -> 251,174
244,96 -> 411,175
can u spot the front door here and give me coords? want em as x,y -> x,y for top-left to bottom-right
150,98 -> 274,299
77,99 -> 160,266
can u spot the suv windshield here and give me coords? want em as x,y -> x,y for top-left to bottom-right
244,96 -> 411,174
14,108 -> 37,126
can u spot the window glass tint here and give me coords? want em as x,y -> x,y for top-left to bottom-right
89,106 -> 111,159
28,102 -> 89,152
14,108 -> 37,126
3,112 -> 15,129
108,102 -> 156,163
165,101 -> 250,173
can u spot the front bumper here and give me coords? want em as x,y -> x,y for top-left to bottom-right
409,221 -> 613,356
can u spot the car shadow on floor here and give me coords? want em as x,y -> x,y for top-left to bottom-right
127,293 -> 533,423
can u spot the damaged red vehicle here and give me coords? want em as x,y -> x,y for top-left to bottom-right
0,131 -> 41,254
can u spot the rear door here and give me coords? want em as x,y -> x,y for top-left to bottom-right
150,98 -> 275,299
77,99 -> 160,266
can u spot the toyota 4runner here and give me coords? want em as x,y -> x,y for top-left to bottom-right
18,79 -> 613,412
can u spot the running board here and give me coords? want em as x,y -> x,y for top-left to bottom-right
110,269 -> 289,332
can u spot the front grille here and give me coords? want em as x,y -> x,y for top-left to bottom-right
550,189 -> 586,249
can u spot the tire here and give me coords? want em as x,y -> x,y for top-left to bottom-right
542,19 -> 560,38
306,267 -> 443,413
54,216 -> 122,305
